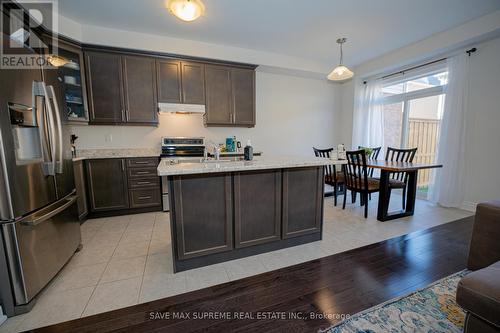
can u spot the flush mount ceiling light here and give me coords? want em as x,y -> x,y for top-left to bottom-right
327,38 -> 354,81
167,0 -> 205,22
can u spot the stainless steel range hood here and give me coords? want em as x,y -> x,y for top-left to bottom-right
158,103 -> 205,114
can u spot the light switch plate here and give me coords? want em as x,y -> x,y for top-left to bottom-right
104,134 -> 113,142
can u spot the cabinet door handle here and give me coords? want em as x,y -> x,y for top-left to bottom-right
137,181 -> 151,185
134,161 -> 149,164
121,160 -> 125,172
136,171 -> 150,174
138,196 -> 152,200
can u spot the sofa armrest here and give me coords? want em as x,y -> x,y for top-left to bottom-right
467,200 -> 500,270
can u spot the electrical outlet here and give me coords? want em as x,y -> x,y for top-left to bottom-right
104,134 -> 113,142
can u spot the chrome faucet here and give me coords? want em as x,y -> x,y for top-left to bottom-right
203,140 -> 221,161
214,146 -> 221,160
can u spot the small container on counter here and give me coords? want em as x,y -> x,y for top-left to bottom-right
244,140 -> 253,161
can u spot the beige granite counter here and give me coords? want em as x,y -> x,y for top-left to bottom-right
72,148 -> 160,161
157,155 -> 346,176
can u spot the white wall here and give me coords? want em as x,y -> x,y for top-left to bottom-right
463,37 -> 500,207
71,70 -> 340,157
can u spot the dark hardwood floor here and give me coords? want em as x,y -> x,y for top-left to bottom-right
31,217 -> 473,333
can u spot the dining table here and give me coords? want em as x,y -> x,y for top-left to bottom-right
365,160 -> 443,221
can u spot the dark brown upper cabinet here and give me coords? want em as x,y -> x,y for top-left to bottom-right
122,55 -> 158,124
204,65 -> 233,125
85,51 -> 125,124
231,68 -> 255,126
181,62 -> 205,104
204,65 -> 256,127
85,50 -> 158,125
156,60 -> 205,105
156,59 -> 182,103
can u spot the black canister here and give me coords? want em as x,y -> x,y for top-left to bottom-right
244,140 -> 253,161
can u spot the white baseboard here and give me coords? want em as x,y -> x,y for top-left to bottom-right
461,201 -> 477,212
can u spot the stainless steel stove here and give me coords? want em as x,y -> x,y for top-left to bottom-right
161,137 -> 205,158
160,137 -> 205,211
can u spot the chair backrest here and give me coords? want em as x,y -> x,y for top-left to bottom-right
358,146 -> 382,177
313,147 -> 336,180
344,149 -> 368,191
385,147 -> 418,181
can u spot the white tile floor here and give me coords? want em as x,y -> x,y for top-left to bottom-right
0,193 -> 473,332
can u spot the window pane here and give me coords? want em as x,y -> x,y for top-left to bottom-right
382,82 -> 405,96
382,71 -> 448,96
406,72 -> 448,93
406,94 -> 445,196
383,102 -> 404,150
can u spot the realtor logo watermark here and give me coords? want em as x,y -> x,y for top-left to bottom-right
1,0 -> 59,69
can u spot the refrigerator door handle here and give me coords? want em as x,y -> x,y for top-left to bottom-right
47,85 -> 63,174
38,82 -> 57,176
20,194 -> 77,227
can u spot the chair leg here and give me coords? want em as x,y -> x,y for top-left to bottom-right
364,193 -> 369,218
402,186 -> 406,209
333,182 -> 337,206
351,191 -> 357,204
342,189 -> 347,210
360,194 -> 365,206
369,193 -> 372,201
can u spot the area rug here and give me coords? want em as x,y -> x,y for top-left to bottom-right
323,270 -> 468,333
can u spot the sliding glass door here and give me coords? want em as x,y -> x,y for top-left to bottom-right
382,67 -> 448,198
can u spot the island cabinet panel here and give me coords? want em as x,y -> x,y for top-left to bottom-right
204,65 -> 233,125
86,159 -> 129,212
122,55 -> 158,124
234,170 -> 281,248
172,173 -> 233,259
85,51 -> 125,124
282,167 -> 323,239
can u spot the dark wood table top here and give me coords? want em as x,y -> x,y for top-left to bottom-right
366,160 -> 443,172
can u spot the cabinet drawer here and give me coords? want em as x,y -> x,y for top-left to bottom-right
127,157 -> 158,168
128,167 -> 157,178
129,188 -> 161,208
128,177 -> 160,189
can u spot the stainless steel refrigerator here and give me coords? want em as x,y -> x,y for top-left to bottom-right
0,36 -> 81,316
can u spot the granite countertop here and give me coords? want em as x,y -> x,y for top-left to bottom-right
157,155 -> 346,176
72,148 -> 160,161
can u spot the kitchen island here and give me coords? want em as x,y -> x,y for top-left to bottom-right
158,156 -> 346,272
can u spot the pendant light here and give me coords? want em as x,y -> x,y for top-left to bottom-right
327,38 -> 354,81
168,0 -> 205,22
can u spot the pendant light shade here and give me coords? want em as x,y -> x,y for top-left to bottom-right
327,38 -> 354,81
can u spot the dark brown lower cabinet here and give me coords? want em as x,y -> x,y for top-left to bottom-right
86,159 -> 129,212
73,160 -> 88,220
234,170 -> 281,248
129,188 -> 161,208
172,173 -> 233,260
282,167 -> 323,239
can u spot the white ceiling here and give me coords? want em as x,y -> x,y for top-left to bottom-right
59,0 -> 500,67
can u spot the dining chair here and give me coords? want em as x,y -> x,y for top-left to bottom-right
343,149 -> 380,218
358,146 -> 382,202
385,147 -> 418,209
313,147 -> 344,206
